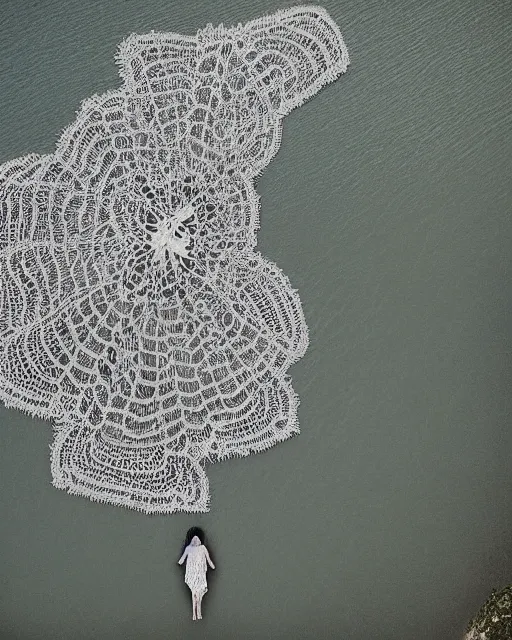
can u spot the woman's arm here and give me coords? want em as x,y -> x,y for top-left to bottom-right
178,548 -> 188,565
204,547 -> 215,569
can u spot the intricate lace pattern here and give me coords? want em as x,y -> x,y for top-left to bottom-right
0,6 -> 349,512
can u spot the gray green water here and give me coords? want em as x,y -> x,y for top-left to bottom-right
0,1 -> 511,638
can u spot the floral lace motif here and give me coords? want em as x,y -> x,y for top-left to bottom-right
0,6 -> 349,512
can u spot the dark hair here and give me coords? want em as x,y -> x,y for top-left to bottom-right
181,527 -> 205,555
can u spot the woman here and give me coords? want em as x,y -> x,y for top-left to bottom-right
178,527 -> 215,620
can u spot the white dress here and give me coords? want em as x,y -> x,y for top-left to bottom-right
179,539 -> 214,596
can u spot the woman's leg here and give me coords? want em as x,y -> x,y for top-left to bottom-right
197,593 -> 203,620
191,592 -> 197,620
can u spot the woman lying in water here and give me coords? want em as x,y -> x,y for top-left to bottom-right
178,527 -> 215,621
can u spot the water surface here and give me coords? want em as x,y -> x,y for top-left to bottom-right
0,1 -> 511,638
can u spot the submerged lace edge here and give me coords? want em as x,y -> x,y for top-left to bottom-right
45,382 -> 301,514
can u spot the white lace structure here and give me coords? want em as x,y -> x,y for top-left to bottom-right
0,6 -> 349,513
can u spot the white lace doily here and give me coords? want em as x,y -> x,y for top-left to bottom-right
0,6 -> 349,513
